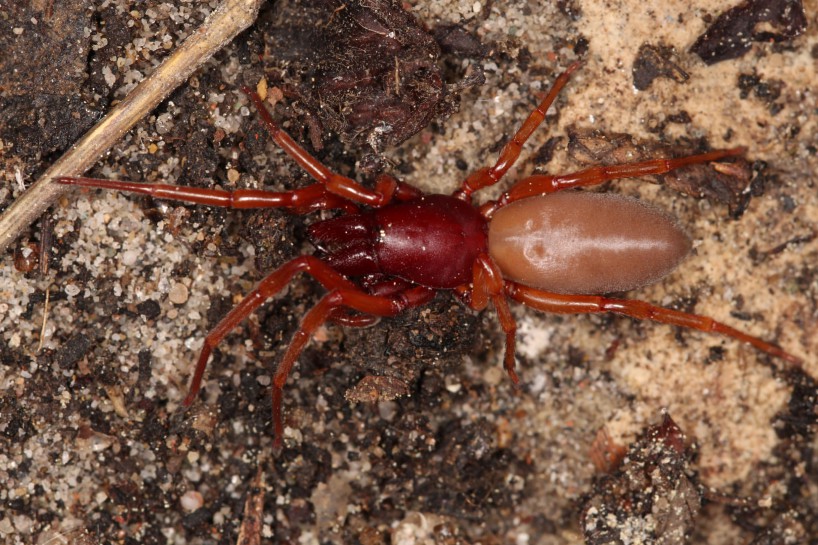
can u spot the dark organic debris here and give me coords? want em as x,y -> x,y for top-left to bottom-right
738,73 -> 784,102
340,296 -> 479,389
240,208 -> 299,273
57,333 -> 91,370
718,372 -> 817,543
0,1 -> 107,161
262,0 -> 484,154
750,231 -> 815,264
433,23 -> 488,57
746,511 -> 807,544
0,0 -> 92,96
632,44 -> 689,91
582,415 -> 701,545
737,71 -> 786,116
0,93 -> 103,161
345,375 -> 410,403
567,127 -> 754,217
691,0 -> 807,65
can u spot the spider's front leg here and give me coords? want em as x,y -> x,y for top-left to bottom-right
57,176 -> 361,214
59,88 -> 424,212
182,256 -> 359,407
454,61 -> 582,201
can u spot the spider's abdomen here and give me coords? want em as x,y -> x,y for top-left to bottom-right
488,192 -> 692,294
309,195 -> 488,289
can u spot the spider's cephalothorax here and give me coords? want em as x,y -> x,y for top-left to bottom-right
309,194 -> 487,288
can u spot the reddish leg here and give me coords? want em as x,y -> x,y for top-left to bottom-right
244,88 -> 422,207
58,176 -> 361,214
326,279 -> 418,327
478,147 -> 746,216
58,170 -> 423,216
57,172 -> 422,217
59,95 -> 425,212
455,61 -> 582,201
270,285 -> 435,447
182,256 -> 361,408
505,282 -> 802,366
469,255 -> 519,383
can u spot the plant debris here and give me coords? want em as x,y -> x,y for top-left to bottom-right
345,375 -> 410,403
581,415 -> 701,545
632,43 -> 689,91
259,0 -> 484,158
691,0 -> 807,64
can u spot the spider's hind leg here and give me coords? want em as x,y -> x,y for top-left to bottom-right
505,282 -> 802,367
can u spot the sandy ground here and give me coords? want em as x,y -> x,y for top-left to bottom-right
1,0 -> 816,543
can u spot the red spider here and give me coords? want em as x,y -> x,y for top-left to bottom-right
59,62 -> 801,447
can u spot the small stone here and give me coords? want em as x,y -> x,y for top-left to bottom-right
256,78 -> 268,101
168,282 -> 189,305
155,112 -> 174,135
137,299 -> 161,319
180,490 -> 204,512
121,249 -> 139,266
65,284 -> 81,297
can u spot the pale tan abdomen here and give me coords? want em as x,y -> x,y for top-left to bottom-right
488,192 -> 692,294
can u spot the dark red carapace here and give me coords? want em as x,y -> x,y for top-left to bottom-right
309,194 -> 487,288
58,62 -> 802,447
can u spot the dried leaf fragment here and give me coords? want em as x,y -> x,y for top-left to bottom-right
632,44 -> 689,91
691,0 -> 807,64
581,414 -> 701,545
345,375 -> 410,403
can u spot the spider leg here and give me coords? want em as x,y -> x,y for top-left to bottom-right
271,285 -> 435,448
326,278 -> 418,327
505,281 -> 802,367
469,255 -> 519,384
58,100 -> 425,213
57,176 -> 361,214
58,171 -> 424,213
182,256 -> 360,409
481,147 -> 746,216
244,88 -> 422,207
455,61 -> 582,200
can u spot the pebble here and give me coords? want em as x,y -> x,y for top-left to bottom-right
65,284 -> 81,297
168,281 -> 189,305
180,490 -> 204,512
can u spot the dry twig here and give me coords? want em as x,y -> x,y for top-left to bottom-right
0,0 -> 262,254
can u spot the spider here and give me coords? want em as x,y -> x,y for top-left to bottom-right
59,62 -> 801,447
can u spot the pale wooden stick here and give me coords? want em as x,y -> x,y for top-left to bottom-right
0,0 -> 262,254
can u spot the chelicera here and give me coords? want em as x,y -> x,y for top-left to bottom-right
59,62 -> 801,447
